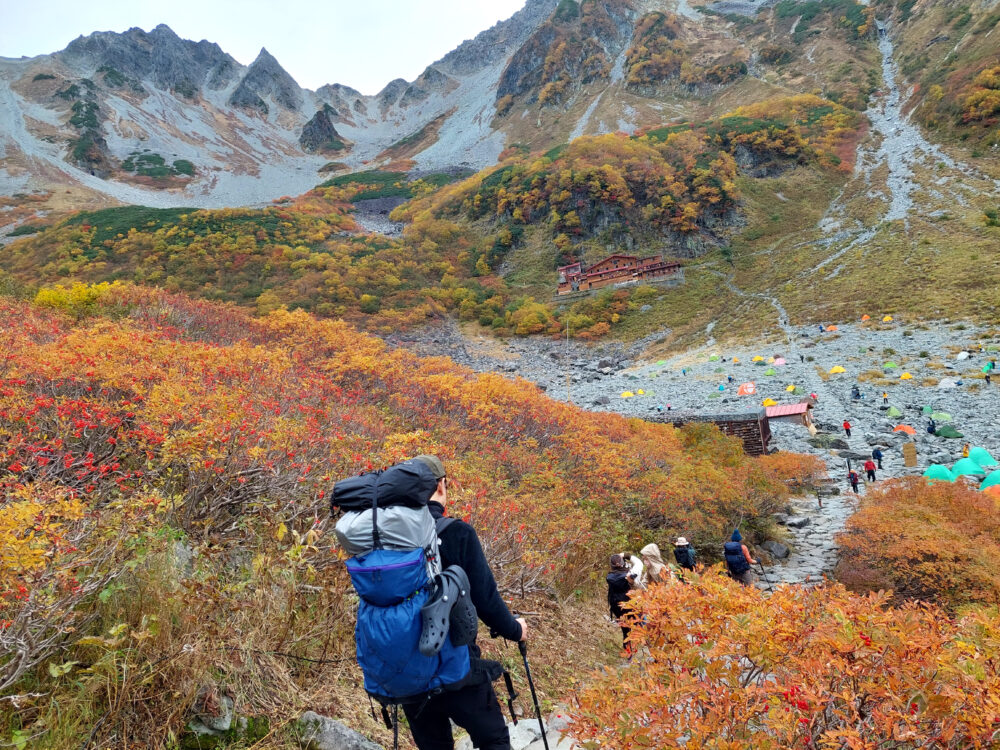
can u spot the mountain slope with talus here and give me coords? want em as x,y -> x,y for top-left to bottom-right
2,0 -> 998,346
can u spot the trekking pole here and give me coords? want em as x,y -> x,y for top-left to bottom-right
518,642 -> 550,750
757,561 -> 774,593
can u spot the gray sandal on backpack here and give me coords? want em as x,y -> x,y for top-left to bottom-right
418,565 -> 477,656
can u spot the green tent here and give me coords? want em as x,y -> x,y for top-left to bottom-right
969,447 -> 998,468
981,470 -> 1000,490
764,368 -> 777,376
753,360 -> 766,367
923,464 -> 955,482
709,354 -> 719,361
930,412 -> 952,422
886,406 -> 903,417
883,361 -> 898,369
657,360 -> 667,366
952,458 -> 987,477
984,363 -> 995,373
708,392 -> 721,399
921,405 -> 934,415
935,424 -> 964,439
790,386 -> 804,395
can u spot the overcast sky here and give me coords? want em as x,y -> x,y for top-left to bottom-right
0,0 -> 527,94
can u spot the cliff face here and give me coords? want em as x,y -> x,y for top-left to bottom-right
229,48 -> 304,114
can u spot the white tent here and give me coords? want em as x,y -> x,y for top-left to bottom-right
938,378 -> 958,389
956,351 -> 970,361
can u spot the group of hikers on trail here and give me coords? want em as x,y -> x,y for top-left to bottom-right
607,530 -> 765,653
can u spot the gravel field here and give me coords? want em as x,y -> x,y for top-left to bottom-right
388,319 -> 1000,586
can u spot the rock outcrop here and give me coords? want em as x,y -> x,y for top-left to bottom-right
60,24 -> 238,95
299,106 -> 348,153
296,712 -> 383,750
229,48 -> 303,114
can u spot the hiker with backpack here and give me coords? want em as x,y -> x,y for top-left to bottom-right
723,529 -> 757,587
639,543 -> 669,585
863,459 -> 877,482
843,419 -> 852,438
847,469 -> 860,493
607,554 -> 635,653
672,537 -> 696,571
872,447 -> 883,470
332,455 -> 526,750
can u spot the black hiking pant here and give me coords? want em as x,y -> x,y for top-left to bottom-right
875,458 -> 882,469
403,678 -> 510,750
850,481 -> 859,492
845,428 -> 851,438
866,470 -> 876,481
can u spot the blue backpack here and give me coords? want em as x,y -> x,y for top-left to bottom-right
333,461 -> 471,704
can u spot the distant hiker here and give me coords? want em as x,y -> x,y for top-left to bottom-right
640,543 -> 669,585
843,419 -> 852,438
622,551 -> 646,589
818,325 -> 825,334
872,447 -> 884,470
682,368 -> 687,376
882,391 -> 889,405
851,386 -> 861,401
848,469 -> 860,493
723,529 -> 757,587
607,554 -> 634,652
928,418 -> 937,435
800,354 -> 805,363
728,375 -> 734,383
409,455 -> 527,750
963,443 -> 971,458
672,537 -> 696,572
864,459 -> 877,482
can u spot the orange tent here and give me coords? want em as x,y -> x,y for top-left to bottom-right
737,382 -> 757,396
893,425 -> 916,435
861,314 -> 871,322
826,325 -> 838,332
984,485 -> 1000,499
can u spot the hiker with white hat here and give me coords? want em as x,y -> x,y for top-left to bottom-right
673,537 -> 696,571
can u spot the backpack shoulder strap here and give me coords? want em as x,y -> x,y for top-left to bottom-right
436,517 -> 458,536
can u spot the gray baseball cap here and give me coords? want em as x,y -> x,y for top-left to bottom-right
413,454 -> 446,480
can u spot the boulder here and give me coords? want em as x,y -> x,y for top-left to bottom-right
592,396 -> 611,406
761,540 -> 790,559
808,435 -> 849,450
784,516 -> 811,529
297,712 -> 383,750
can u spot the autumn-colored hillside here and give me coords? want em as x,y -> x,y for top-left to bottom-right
1,97 -> 861,342
0,283 -> 787,746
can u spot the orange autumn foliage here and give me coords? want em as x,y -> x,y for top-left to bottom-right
836,477 -> 1000,609
572,573 -> 1000,748
757,452 -> 828,488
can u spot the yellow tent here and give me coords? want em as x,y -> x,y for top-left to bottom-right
733,357 -> 740,363
752,355 -> 764,362
637,389 -> 645,395
786,384 -> 796,392
621,391 -> 634,398
762,398 -> 778,407
767,357 -> 775,364
883,315 -> 894,322
899,373 -> 912,380
829,366 -> 846,374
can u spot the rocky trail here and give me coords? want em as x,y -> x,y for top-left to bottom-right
390,317 -> 1000,591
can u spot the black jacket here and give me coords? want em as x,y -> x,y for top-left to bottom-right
606,570 -> 632,619
428,502 -> 522,642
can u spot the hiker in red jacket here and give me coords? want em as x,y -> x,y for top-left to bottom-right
864,459 -> 877,482
843,419 -> 852,438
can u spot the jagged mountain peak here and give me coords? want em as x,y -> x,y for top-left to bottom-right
228,44 -> 303,113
